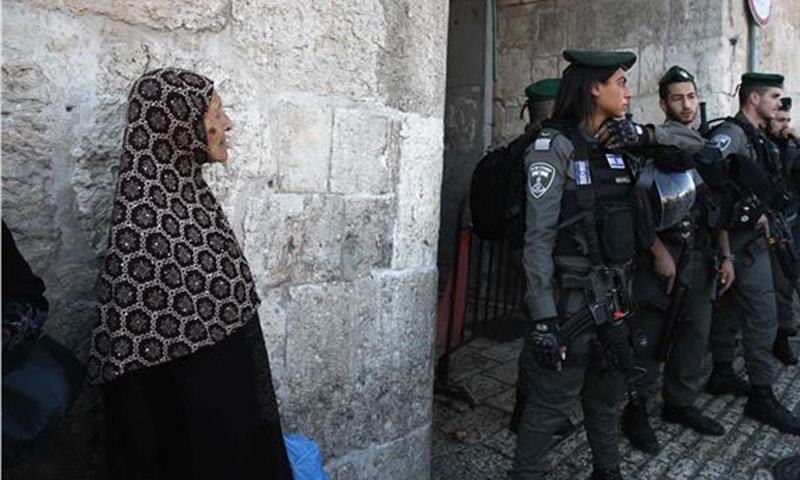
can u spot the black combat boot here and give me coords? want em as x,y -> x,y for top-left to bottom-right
621,398 -> 660,454
661,404 -> 725,436
705,362 -> 751,397
773,328 -> 799,366
589,467 -> 626,480
744,384 -> 800,435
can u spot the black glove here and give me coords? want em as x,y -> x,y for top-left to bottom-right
528,317 -> 564,371
604,116 -> 651,150
598,318 -> 633,372
652,145 -> 695,172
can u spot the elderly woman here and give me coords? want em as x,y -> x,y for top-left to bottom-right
88,68 -> 293,479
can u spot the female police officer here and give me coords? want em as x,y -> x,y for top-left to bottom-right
512,50 -> 651,480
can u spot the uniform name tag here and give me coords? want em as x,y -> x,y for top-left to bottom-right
534,138 -> 552,151
605,154 -> 625,169
574,160 -> 592,185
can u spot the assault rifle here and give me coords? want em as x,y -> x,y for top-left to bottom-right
698,102 -> 710,137
767,210 -> 800,283
556,263 -> 646,400
656,226 -> 693,362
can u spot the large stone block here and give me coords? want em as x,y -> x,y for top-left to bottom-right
330,108 -> 398,195
342,196 -> 395,280
392,114 -> 444,269
22,0 -> 229,32
243,193 -> 345,287
327,425 -> 431,480
636,43 -> 666,98
269,100 -> 333,193
231,0 -> 385,99
668,0 -> 724,41
1,50 -> 61,270
497,2 -> 539,50
496,46 -> 533,102
376,0 -> 449,117
281,270 -> 435,459
592,0 -> 668,48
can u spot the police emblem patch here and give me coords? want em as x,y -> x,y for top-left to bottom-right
711,134 -> 732,152
528,162 -> 555,199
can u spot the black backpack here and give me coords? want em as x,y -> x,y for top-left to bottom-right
469,132 -> 536,243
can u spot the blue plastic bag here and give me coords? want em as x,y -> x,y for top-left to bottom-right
284,434 -> 328,480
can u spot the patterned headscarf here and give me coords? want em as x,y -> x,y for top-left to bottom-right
88,68 -> 260,384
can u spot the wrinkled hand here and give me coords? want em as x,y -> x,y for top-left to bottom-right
718,258 -> 735,295
601,117 -> 650,150
528,318 -> 567,371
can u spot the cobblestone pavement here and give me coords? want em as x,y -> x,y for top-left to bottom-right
432,336 -> 800,480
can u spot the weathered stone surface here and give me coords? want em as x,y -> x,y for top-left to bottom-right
496,46 -> 533,102
4,1 -> 443,478
376,0 -> 449,117
342,196 -> 395,280
22,0 -> 230,32
231,0 -> 385,100
330,109 -> 398,195
281,269 -> 436,459
243,193 -> 345,287
270,101 -> 333,193
492,0 -> 790,141
392,115 -> 444,269
328,425 -> 432,480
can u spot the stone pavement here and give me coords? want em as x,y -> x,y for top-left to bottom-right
432,335 -> 800,480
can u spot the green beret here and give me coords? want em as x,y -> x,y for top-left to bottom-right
780,97 -> 792,111
659,65 -> 695,86
525,78 -> 561,102
741,72 -> 784,88
563,50 -> 636,70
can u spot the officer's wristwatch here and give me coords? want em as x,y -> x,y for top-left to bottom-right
720,253 -> 735,263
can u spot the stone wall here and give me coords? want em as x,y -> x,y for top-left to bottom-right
494,0 -> 800,145
1,1 -> 448,478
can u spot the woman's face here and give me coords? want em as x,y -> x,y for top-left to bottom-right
204,91 -> 233,163
592,68 -> 631,119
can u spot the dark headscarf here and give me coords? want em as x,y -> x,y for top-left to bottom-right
88,68 -> 260,384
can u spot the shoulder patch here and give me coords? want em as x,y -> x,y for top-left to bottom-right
534,138 -> 552,151
710,134 -> 732,152
528,162 -> 556,199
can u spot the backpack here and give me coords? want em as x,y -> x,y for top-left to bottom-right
469,132 -> 536,243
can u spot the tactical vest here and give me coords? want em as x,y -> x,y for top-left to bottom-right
724,116 -> 790,210
546,122 -> 639,266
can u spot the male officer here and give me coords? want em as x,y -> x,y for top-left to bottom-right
766,97 -> 800,366
621,66 -> 729,454
522,78 -> 561,135
510,77 -> 561,434
705,73 -> 800,435
513,49 -> 649,480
